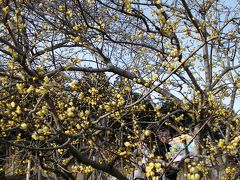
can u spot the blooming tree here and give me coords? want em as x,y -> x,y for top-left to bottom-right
0,0 -> 240,179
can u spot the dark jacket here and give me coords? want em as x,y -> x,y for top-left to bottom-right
155,138 -> 178,180
155,138 -> 171,161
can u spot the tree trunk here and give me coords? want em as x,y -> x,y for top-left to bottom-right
0,143 -> 7,180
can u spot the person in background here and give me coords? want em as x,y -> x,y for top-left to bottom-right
155,129 -> 178,180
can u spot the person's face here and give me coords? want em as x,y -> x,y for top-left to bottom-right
159,131 -> 170,144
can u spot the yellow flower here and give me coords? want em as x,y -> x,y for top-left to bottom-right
16,106 -> 22,114
146,64 -> 152,71
66,9 -> 73,17
124,141 -> 131,147
180,134 -> 187,141
16,83 -> 24,94
26,85 -> 34,93
32,133 -> 38,140
69,80 -> 78,89
73,24 -> 81,31
10,102 -> 16,108
152,74 -> 158,81
76,124 -> 81,129
73,37 -> 81,43
67,108 -> 75,117
104,104 -> 111,111
43,76 -> 50,83
2,6 -> 9,14
20,123 -> 28,130
144,130 -> 151,136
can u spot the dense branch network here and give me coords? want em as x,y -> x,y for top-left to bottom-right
0,0 -> 240,179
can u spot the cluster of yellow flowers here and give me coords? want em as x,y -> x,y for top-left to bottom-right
162,61 -> 177,71
173,114 -> 184,122
216,135 -> 240,156
118,150 -> 128,156
207,91 -> 218,107
218,139 -> 226,149
31,133 -> 44,141
227,135 -> 240,155
145,162 -> 163,178
67,106 -> 75,117
69,80 -> 78,90
31,125 -> 51,140
36,105 -> 49,116
184,161 -> 208,180
122,0 -> 133,13
71,165 -> 93,174
223,166 -> 237,180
